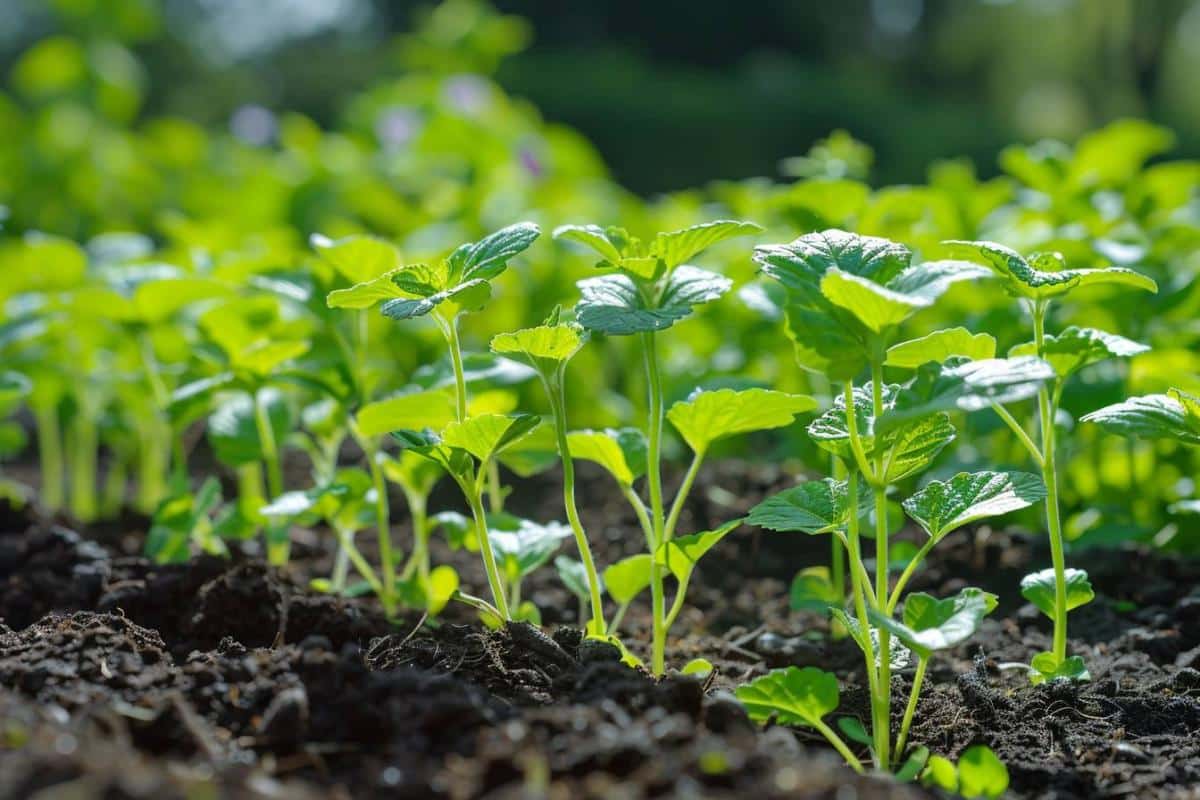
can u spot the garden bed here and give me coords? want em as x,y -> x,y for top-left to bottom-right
3,461 -> 1199,799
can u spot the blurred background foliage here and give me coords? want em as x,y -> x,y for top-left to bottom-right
0,0 -> 1197,556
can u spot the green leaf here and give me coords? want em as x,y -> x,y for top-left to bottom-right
944,240 -> 1157,301
667,388 -> 816,454
837,716 -> 872,747
424,565 -> 460,616
487,513 -> 571,582
206,389 -> 292,468
1029,651 -> 1091,685
881,357 -> 1055,432
651,220 -> 762,269
755,229 -> 912,295
355,389 -> 456,438
886,328 -> 997,369
883,413 -> 957,483
552,224 -> 624,265
957,745 -> 1010,799
885,260 -> 992,301
790,566 -> 840,612
1008,326 -> 1149,378
311,233 -> 402,285
903,471 -> 1046,540
380,450 -> 444,498
735,666 -> 841,728
490,322 -> 585,367
681,658 -> 714,678
603,553 -> 653,605
896,746 -> 930,783
869,588 -> 996,658
381,278 -> 491,320
922,755 -> 959,792
819,267 -> 932,333
780,304 -> 870,381
448,221 -> 540,283
1020,568 -> 1094,622
1081,392 -> 1200,445
656,519 -> 743,583
831,609 -> 912,670
0,371 -> 32,410
566,428 -> 646,486
325,268 -> 411,309
554,555 -> 598,602
575,266 -> 731,335
440,413 -> 542,462
497,423 -> 559,478
748,478 -> 864,534
807,383 -> 897,460
232,340 -> 310,377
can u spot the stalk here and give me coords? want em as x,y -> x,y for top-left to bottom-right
333,524 -> 383,597
548,373 -> 606,634
34,404 -> 65,512
869,362 -> 892,770
446,318 -> 469,423
68,408 -> 98,522
894,655 -> 928,764
843,464 -> 882,769
365,443 -> 397,616
253,390 -> 288,565
830,455 -> 847,637
641,331 -> 668,675
663,451 -> 703,542
467,482 -> 510,619
136,422 -> 169,513
1033,303 -> 1069,661
102,453 -> 128,517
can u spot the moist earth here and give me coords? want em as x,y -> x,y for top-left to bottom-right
2,462 -> 1199,799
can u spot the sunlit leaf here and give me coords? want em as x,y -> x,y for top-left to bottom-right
886,328 -> 997,369
903,471 -> 1046,540
735,666 -> 841,728
1008,326 -> 1149,378
667,387 -> 815,454
1020,567 -> 1094,622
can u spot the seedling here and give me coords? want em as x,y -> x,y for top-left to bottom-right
946,240 -> 1157,679
747,229 -> 1047,770
325,222 -> 542,620
555,218 -> 817,675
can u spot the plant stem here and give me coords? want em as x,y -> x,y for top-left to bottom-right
486,459 -> 504,513
869,362 -> 892,772
68,407 -> 98,522
365,444 -> 397,616
609,602 -> 630,633
34,404 -> 64,512
621,485 -> 655,548
812,718 -> 867,774
102,453 -> 128,516
467,481 -> 510,620
831,455 -> 847,638
548,374 -> 606,634
641,331 -> 667,676
1033,303 -> 1069,662
664,450 -> 704,542
887,536 -> 938,614
253,389 -> 288,565
843,461 -> 882,770
990,401 -> 1044,468
893,655 -> 928,766
446,317 -> 469,423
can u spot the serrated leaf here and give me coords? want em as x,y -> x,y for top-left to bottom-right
748,478 -> 863,534
820,267 -> 932,333
355,389 -> 456,438
441,413 -> 541,462
381,278 -> 490,320
883,413 -> 957,482
603,553 -> 653,604
781,304 -> 870,381
868,587 -> 995,658
885,260 -> 992,301
1020,567 -> 1094,622
944,240 -> 1157,300
656,518 -> 742,583
1081,392 -> 1200,445
448,221 -> 540,283
735,666 -> 841,728
1008,326 -> 1149,378
490,323 -> 584,366
575,266 -> 731,335
311,233 -> 402,285
326,268 -> 411,309
552,224 -> 624,265
667,388 -> 815,454
903,471 -> 1046,540
566,427 -> 646,486
651,219 -> 762,269
886,328 -> 997,369
881,357 -> 1055,432
755,229 -> 912,295
807,383 -> 897,460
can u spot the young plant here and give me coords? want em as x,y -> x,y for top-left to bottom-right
746,229 -> 1047,770
325,222 -> 542,620
555,217 -> 814,675
946,240 -> 1157,679
491,310 -> 607,633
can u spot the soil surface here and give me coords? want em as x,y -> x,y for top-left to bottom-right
2,461 -> 1200,799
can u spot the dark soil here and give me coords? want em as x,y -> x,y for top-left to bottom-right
2,461 -> 1199,799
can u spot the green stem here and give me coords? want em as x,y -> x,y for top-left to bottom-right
330,540 -> 351,593
664,573 -> 690,630
253,389 -> 288,565
1034,304 -> 1069,662
990,401 -> 1044,469
333,524 -> 383,597
812,718 -> 867,774
641,331 -> 667,676
894,655 -> 928,767
486,459 -> 505,513
365,445 -> 397,616
468,479 -> 510,620
664,450 -> 704,542
869,362 -> 892,771
452,589 -> 503,621
621,484 -> 655,549
609,601 -> 630,634
548,374 -> 606,635
34,405 -> 64,513
68,407 -> 98,523
844,464 -> 882,769
446,317 -> 469,423
887,536 -> 938,614
102,453 -> 128,517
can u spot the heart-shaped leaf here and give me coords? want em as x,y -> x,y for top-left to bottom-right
566,428 -> 647,486
819,267 -> 932,333
667,388 -> 815,455
447,222 -> 540,283
956,745 -> 1010,798
490,322 -> 585,369
1029,651 -> 1091,685
748,478 -> 866,534
1020,567 -> 1094,622
1008,326 -> 1149,378
311,234 -> 402,285
355,389 -> 456,438
886,328 -> 997,369
944,240 -> 1157,300
603,553 -> 653,604
1081,391 -> 1200,445
868,587 -> 996,657
735,666 -> 841,728
885,260 -> 992,301
881,356 -> 1055,432
903,471 -> 1046,540
807,383 -> 898,459
440,413 -> 541,462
